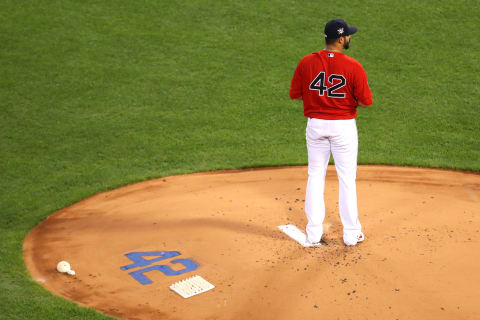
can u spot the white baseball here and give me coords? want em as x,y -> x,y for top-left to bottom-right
56,261 -> 71,273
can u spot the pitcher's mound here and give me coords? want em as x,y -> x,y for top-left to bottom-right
23,166 -> 480,320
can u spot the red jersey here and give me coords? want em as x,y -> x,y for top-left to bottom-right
289,50 -> 372,120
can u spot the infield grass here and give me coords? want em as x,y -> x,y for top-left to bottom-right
1,0 -> 479,318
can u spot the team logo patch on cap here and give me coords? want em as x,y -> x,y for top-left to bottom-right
337,27 -> 344,35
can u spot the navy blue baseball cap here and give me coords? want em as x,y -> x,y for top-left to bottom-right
324,18 -> 357,39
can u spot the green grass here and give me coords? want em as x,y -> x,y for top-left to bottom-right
1,0 -> 479,318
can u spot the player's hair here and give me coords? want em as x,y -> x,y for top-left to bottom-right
325,37 -> 340,45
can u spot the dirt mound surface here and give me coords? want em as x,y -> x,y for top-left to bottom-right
23,166 -> 480,319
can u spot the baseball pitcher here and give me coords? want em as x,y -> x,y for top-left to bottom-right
289,18 -> 373,246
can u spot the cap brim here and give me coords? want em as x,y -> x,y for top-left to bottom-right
347,26 -> 358,36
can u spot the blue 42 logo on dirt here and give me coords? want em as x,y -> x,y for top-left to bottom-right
121,251 -> 198,285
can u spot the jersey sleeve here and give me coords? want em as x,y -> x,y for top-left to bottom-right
289,61 -> 303,100
352,64 -> 373,106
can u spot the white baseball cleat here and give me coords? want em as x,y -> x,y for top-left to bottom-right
344,232 -> 365,246
357,232 -> 365,243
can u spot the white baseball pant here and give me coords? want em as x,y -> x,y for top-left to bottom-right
305,117 -> 362,245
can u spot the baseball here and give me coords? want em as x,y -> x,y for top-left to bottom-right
56,261 -> 71,273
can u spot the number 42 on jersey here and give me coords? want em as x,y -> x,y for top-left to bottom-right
309,72 -> 346,98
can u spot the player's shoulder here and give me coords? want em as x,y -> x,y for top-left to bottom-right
341,54 -> 365,69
